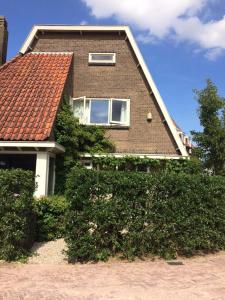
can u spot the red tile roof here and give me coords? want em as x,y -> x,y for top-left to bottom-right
0,52 -> 73,141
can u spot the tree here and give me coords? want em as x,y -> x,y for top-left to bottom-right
191,80 -> 225,175
54,96 -> 114,194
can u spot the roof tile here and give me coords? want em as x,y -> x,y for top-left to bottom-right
0,52 -> 73,141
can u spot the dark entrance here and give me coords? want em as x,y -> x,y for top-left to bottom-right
0,154 -> 36,171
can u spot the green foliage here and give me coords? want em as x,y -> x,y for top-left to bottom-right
35,196 -> 68,241
54,97 -> 114,194
65,167 -> 225,262
191,80 -> 225,175
0,169 -> 36,261
92,155 -> 202,174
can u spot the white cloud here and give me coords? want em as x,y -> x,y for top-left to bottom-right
80,20 -> 88,25
82,0 -> 225,59
204,47 -> 224,60
136,33 -> 158,45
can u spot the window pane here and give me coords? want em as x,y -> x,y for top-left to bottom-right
73,100 -> 84,122
90,100 -> 109,124
112,100 -> 127,123
91,54 -> 114,61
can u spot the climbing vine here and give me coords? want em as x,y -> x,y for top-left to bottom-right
92,155 -> 202,174
54,96 -> 114,194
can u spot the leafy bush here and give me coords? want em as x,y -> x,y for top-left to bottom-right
65,167 -> 225,262
0,169 -> 36,261
35,196 -> 68,241
92,156 -> 202,174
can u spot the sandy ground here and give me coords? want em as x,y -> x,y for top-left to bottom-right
1,241 -> 225,300
28,238 -> 67,264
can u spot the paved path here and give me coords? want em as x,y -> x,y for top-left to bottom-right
1,253 -> 225,300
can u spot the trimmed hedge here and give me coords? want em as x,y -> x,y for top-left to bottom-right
65,167 -> 225,262
35,196 -> 68,241
92,156 -> 202,174
0,169 -> 36,261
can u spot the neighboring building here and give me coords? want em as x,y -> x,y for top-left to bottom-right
172,119 -> 192,155
0,16 -> 8,66
0,22 -> 190,197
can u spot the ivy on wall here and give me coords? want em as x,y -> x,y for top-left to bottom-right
54,96 -> 114,194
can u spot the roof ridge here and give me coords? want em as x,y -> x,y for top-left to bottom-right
0,54 -> 22,73
0,52 -> 73,74
29,51 -> 73,55
31,24 -> 128,27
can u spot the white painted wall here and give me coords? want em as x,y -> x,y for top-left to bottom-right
34,152 -> 49,198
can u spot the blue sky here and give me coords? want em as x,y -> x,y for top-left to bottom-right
1,0 -> 225,135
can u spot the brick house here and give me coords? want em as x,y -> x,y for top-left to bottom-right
0,19 -> 191,197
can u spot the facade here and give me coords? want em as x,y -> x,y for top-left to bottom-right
0,22 -> 190,197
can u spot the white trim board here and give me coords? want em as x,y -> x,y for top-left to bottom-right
20,25 -> 188,157
0,141 -> 65,153
81,153 -> 189,160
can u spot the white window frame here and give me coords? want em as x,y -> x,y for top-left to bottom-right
72,97 -> 130,126
73,96 -> 86,124
88,53 -> 116,65
110,98 -> 130,125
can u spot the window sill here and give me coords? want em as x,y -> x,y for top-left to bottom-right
85,124 -> 130,129
104,125 -> 130,129
88,62 -> 116,66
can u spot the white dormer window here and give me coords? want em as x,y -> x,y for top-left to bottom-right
88,53 -> 116,65
73,97 -> 130,126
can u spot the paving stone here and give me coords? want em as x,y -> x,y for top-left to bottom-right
1,252 -> 225,299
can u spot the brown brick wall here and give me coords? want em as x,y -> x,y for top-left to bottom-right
0,16 -> 8,65
32,31 -> 178,155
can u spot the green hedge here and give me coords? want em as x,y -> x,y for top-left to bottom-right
65,167 -> 225,262
0,169 -> 36,261
92,156 -> 202,174
35,196 -> 68,241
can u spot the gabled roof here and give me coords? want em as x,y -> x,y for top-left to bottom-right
0,52 -> 73,141
20,25 -> 188,157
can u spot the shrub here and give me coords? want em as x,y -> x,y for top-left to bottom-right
0,169 -> 36,261
65,167 -> 225,262
35,196 -> 68,241
92,156 -> 202,174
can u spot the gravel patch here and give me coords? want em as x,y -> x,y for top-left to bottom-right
28,238 -> 68,264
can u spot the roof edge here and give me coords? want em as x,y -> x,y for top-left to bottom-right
0,54 -> 22,73
125,27 -> 188,157
20,25 -> 129,54
0,141 -> 65,153
30,51 -> 74,55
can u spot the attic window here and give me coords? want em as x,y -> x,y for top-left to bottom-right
88,53 -> 116,65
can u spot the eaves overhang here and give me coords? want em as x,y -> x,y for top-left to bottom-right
0,141 -> 65,154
